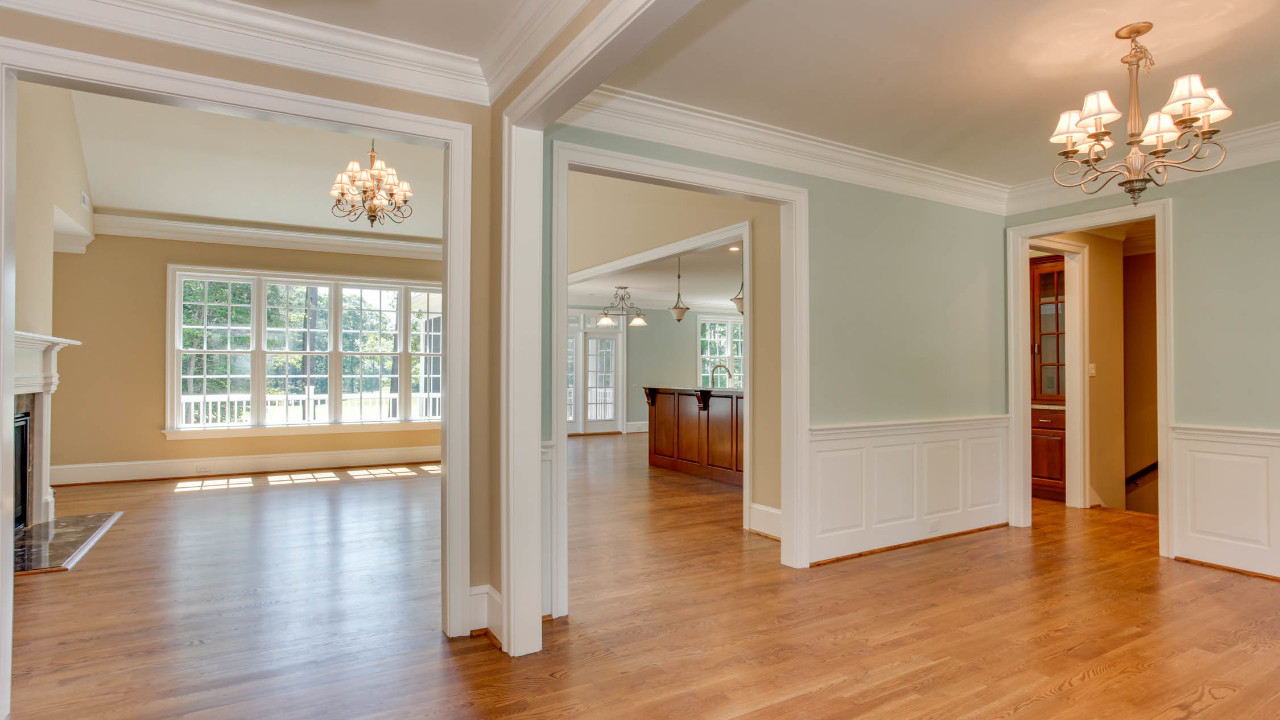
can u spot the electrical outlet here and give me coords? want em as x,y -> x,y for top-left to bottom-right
1088,363 -> 1097,377
928,518 -> 940,534
195,463 -> 210,473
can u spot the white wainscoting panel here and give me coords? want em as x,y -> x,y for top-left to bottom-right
809,416 -> 1008,562
1173,425 -> 1280,577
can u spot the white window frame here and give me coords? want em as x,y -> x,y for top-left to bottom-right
697,314 -> 745,389
165,264 -> 441,439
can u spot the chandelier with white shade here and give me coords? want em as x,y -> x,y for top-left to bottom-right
1050,22 -> 1232,205
598,286 -> 647,327
330,140 -> 414,227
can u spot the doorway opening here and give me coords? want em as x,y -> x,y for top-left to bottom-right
1006,200 -> 1172,556
0,50 -> 473,714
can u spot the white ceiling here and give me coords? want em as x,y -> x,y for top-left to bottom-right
71,90 -> 444,239
604,0 -> 1280,186
569,241 -> 745,312
233,0 -> 519,60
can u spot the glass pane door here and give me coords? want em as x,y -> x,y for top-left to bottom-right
1031,257 -> 1066,403
584,332 -> 618,432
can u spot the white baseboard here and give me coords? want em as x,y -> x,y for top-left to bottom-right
626,421 -> 649,433
51,445 -> 440,485
749,503 -> 781,539
470,584 -> 504,642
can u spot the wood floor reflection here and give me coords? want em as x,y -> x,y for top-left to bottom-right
13,436 -> 1280,718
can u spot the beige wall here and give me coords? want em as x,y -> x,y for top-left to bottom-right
0,9 -> 495,585
52,235 -> 441,465
568,172 -> 783,508
1124,252 -> 1158,476
15,82 -> 95,334
1050,231 -> 1126,508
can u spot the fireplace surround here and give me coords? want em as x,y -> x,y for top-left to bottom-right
13,332 -> 79,527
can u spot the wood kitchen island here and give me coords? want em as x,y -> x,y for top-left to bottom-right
643,386 -> 744,486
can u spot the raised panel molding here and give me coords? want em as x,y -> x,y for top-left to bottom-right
1173,425 -> 1280,577
809,416 -> 1009,563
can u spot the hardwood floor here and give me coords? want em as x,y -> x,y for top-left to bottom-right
14,436 -> 1280,718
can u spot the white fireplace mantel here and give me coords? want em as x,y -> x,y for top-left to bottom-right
14,331 -> 80,525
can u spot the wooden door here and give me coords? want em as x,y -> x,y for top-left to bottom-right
1031,256 -> 1066,405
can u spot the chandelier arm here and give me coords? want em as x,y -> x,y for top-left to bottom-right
1146,139 -> 1227,178
1053,158 -> 1128,190
1076,170 -> 1125,196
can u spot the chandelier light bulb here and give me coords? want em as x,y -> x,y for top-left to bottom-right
596,313 -> 616,327
629,313 -> 647,327
1139,112 -> 1181,146
1077,90 -> 1122,131
1050,110 -> 1087,144
1199,88 -> 1233,125
1162,74 -> 1213,117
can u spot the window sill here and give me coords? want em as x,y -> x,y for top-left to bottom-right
164,420 -> 441,440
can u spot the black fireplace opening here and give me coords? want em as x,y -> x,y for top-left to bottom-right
14,411 -> 30,533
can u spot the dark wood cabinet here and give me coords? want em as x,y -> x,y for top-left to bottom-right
1031,256 -> 1066,405
645,386 -> 744,486
1032,408 -> 1065,501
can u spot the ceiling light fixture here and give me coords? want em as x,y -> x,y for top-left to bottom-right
1050,22 -> 1231,205
330,140 -> 414,227
669,256 -> 690,323
730,248 -> 744,315
598,286 -> 646,327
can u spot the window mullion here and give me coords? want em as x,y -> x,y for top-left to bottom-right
250,277 -> 266,427
399,287 -> 411,422
330,283 -> 342,425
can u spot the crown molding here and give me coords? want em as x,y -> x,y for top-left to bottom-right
563,86 -> 1010,215
481,0 -> 592,104
0,0 -> 489,105
1005,120 -> 1280,215
94,212 -> 443,260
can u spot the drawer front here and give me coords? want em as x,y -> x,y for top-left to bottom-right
1032,408 -> 1065,430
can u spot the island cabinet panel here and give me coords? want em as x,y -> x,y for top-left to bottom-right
644,386 -> 744,486
652,392 -> 678,459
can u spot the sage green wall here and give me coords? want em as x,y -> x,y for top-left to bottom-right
621,307 -> 700,423
545,125 -> 1007,431
1008,160 -> 1280,430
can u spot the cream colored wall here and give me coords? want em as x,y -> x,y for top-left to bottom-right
0,9 -> 495,585
1050,230 -> 1126,508
567,171 -> 783,509
52,235 -> 441,466
15,82 -> 95,334
1124,252 -> 1158,477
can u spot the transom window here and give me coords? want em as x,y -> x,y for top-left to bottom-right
698,315 -> 744,389
170,267 -> 442,434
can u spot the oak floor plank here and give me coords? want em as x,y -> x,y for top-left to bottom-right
12,435 -> 1280,718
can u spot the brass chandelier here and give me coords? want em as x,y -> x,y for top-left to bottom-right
597,286 -> 646,327
330,140 -> 414,226
1050,22 -> 1233,205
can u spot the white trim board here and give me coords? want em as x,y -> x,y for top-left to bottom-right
749,503 -> 781,539
563,86 -> 1009,215
94,213 -> 443,260
481,0 -> 593,104
52,445 -> 440,485
1006,200 -> 1174,556
469,584 -> 504,640
566,87 -> 1280,217
0,0 -> 489,104
568,221 -> 748,284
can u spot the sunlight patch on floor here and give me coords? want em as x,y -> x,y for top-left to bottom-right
267,471 -> 339,485
349,467 -> 416,479
175,477 -> 254,492
172,465 -> 436,492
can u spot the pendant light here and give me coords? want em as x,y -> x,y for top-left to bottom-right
730,246 -> 745,314
598,286 -> 646,327
669,256 -> 690,322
